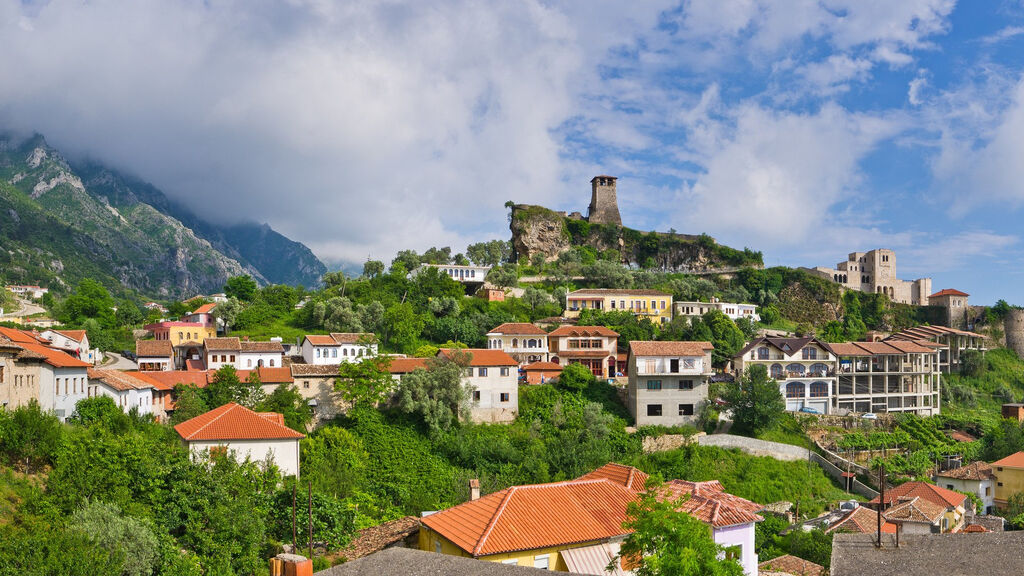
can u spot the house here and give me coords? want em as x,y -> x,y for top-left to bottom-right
991,451 -> 1024,509
886,324 -> 985,373
204,337 -> 284,371
548,325 -> 619,379
829,341 -> 941,416
174,402 -> 305,477
881,496 -> 951,535
1002,404 -> 1024,422
935,461 -> 996,514
824,504 -> 898,535
136,339 -> 174,371
734,337 -> 836,414
86,369 -> 155,416
386,357 -> 430,381
126,370 -> 186,421
868,481 -> 967,533
829,532 -> 1024,576
627,341 -> 714,427
673,299 -> 760,322
300,333 -> 378,365
6,285 -> 48,299
486,323 -> 550,365
411,264 -> 491,284
522,361 -> 562,385
181,302 -> 217,327
0,329 -> 90,421
289,364 -> 349,421
565,289 -> 673,324
336,516 -> 420,562
758,554 -> 824,576
314,547 -> 552,576
928,288 -> 971,329
477,288 -> 506,302
438,348 -> 518,423
143,321 -> 218,347
40,329 -> 93,364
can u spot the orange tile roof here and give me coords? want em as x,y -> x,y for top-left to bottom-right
548,325 -> 619,338
191,303 -> 217,315
522,361 -> 563,372
136,339 -> 174,358
330,332 -> 377,344
239,341 -> 285,353
929,289 -> 969,299
204,337 -> 241,351
235,367 -> 293,384
87,369 -> 154,391
963,523 -> 989,533
305,335 -> 339,346
936,461 -> 994,481
826,506 -> 898,534
387,357 -> 430,374
992,451 -> 1024,469
869,481 -> 966,509
883,497 -> 947,524
421,478 -> 637,556
13,340 -> 90,368
488,323 -> 547,335
0,327 -> 44,344
55,329 -> 87,343
290,364 -> 342,377
132,370 -> 209,391
174,402 -> 305,441
437,349 -> 518,367
664,480 -> 764,528
759,555 -> 825,576
629,341 -> 714,357
577,462 -> 650,492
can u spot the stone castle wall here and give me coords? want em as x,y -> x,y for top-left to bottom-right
1006,309 -> 1024,359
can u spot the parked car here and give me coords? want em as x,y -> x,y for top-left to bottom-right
799,406 -> 822,414
860,413 -> 878,420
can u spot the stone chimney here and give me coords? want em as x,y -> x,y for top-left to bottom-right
469,478 -> 481,501
269,553 -> 312,576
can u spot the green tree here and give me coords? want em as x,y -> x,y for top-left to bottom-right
212,297 -> 241,335
0,400 -> 63,473
170,384 -> 209,425
617,485 -> 744,576
703,310 -> 746,367
68,501 -> 159,576
383,302 -> 424,354
223,275 -> 258,302
583,260 -> 633,288
60,279 -> 117,326
362,260 -> 385,279
336,355 -> 394,409
203,366 -> 262,409
557,362 -> 596,392
396,352 -> 472,431
301,427 -> 368,498
960,349 -> 986,377
486,265 -> 519,289
0,524 -> 125,576
391,250 -> 421,273
70,396 -> 131,432
466,240 -> 512,267
720,365 -> 785,435
115,299 -> 144,328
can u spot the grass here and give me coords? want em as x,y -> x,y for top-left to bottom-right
758,318 -> 799,333
941,348 -> 1024,430
229,318 -> 309,343
757,414 -> 815,450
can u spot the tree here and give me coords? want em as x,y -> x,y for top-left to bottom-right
421,246 -> 453,265
486,265 -> 519,289
720,365 -> 785,435
260,384 -> 312,432
204,366 -> 262,409
224,275 -> 258,302
362,260 -> 385,279
170,384 -> 209,424
583,260 -> 633,288
960,349 -> 986,377
616,485 -> 744,576
703,310 -> 746,367
115,299 -> 143,328
68,501 -> 159,576
301,427 -> 368,498
70,396 -> 131,432
466,240 -> 512,267
336,355 -> 394,409
521,287 -> 551,312
213,297 -> 241,335
383,302 -> 424,354
557,363 -> 595,392
60,279 -> 117,327
0,400 -> 63,473
391,250 -> 421,273
395,352 -> 472,431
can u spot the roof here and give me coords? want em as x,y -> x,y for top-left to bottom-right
290,364 -> 342,377
883,496 -> 947,524
437,348 -> 518,367
136,339 -> 174,358
204,337 -> 241,351
963,523 -> 990,533
831,341 -> 934,357
305,334 -> 340,346
869,481 -> 966,509
736,337 -> 828,358
948,430 -> 977,443
54,329 -> 87,343
577,462 -> 650,492
936,461 -> 995,481
992,451 -> 1024,469
386,357 -> 429,374
11,340 -> 90,368
629,340 -> 714,357
174,402 -> 305,441
663,479 -> 764,528
830,532 -> 1024,576
567,288 -> 669,297
133,370 -> 209,391
487,323 -> 547,335
329,332 -> 377,344
887,324 -> 985,341
313,547 -> 551,575
237,366 -> 293,384
548,325 -> 619,337
522,361 -> 563,371
87,369 -> 155,392
0,327 -> 47,344
240,341 -> 285,353
420,478 -> 637,556
337,516 -> 420,561
758,555 -> 825,576
929,288 -> 969,298
190,303 -> 217,315
824,506 -> 897,535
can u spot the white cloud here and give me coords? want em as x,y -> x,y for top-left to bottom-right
799,55 -> 874,94
981,25 -> 1024,44
908,73 -> 929,105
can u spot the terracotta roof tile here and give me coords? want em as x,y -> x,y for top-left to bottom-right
437,349 -> 518,367
14,340 -> 91,368
135,370 -> 210,390
869,481 -> 967,509
55,329 -> 87,343
759,555 -> 825,576
936,461 -> 994,481
387,357 -> 430,374
204,337 -> 241,351
629,341 -> 714,357
191,303 -> 217,314
174,402 -> 305,441
992,451 -> 1024,469
963,523 -> 989,533
577,462 -> 650,492
826,506 -> 898,534
136,339 -> 174,358
235,366 -> 293,384
884,496 -> 947,524
929,289 -> 969,298
330,332 -> 377,344
338,516 -> 420,560
87,369 -> 154,391
548,325 -> 619,337
487,323 -> 547,335
522,361 -> 562,371
305,335 -> 339,346
240,341 -> 285,353
663,479 -> 764,528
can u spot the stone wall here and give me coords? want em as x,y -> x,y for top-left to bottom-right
1006,309 -> 1024,359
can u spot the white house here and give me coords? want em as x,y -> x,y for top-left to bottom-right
411,264 -> 491,284
665,479 -> 763,576
437,348 -> 518,423
627,340 -> 715,427
6,285 -> 48,299
733,337 -> 836,415
86,369 -> 155,416
934,461 -> 996,515
300,333 -> 378,365
486,323 -> 549,365
14,339 -> 90,422
136,339 -> 174,371
174,402 -> 305,477
41,329 -> 94,364
204,337 -> 285,371
673,299 -> 760,322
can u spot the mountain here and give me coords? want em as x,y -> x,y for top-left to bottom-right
0,133 -> 325,297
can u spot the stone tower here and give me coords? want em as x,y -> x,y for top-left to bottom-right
1006,309 -> 1024,360
587,175 -> 622,226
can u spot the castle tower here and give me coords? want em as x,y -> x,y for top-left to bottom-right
587,175 -> 622,226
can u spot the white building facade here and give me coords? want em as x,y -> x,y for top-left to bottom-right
627,341 -> 715,427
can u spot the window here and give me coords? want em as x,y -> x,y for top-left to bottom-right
998,482 -> 1004,487
757,347 -> 770,360
473,390 -> 481,402
646,404 -> 662,417
680,380 -> 694,390
435,541 -> 442,554
947,484 -> 954,490
724,546 -> 741,562
500,393 -> 510,402
809,382 -> 828,398
986,487 -> 991,496
316,348 -> 321,358
502,560 -> 518,566
500,367 -> 509,377
303,381 -> 310,389
785,382 -> 805,398
802,347 -> 817,360
230,355 -> 235,362
270,359 -> 275,367
332,349 -> 338,358
534,555 -> 550,570
646,380 -> 662,391
611,300 -> 616,309
479,367 -> 488,377
678,404 -> 694,416
247,359 -> 253,368
670,359 -> 679,373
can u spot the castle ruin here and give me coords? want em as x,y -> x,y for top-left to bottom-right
1006,309 -> 1024,360
587,175 -> 622,226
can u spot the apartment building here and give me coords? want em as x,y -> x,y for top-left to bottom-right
564,289 -> 673,324
486,322 -> 549,365
829,341 -> 941,416
886,324 -> 985,374
547,325 -> 620,379
673,299 -> 759,322
734,337 -> 836,415
627,341 -> 714,426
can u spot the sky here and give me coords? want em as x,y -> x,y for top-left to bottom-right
2,1 -> 1024,304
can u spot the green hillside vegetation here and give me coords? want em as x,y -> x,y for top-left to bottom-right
942,348 -> 1024,430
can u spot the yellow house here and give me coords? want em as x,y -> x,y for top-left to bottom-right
992,452 -> 1024,508
143,321 -> 218,347
565,289 -> 673,324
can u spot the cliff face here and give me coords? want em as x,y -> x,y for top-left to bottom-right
509,203 -> 763,271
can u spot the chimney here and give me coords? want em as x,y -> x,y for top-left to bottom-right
469,478 -> 481,501
269,553 -> 312,576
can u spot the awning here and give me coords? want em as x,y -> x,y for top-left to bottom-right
560,542 -> 630,576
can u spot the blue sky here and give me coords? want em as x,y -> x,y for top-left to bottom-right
2,1 -> 1024,304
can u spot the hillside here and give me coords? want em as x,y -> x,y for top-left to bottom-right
509,203 -> 762,271
0,133 -> 325,296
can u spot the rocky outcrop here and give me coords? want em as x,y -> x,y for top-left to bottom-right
509,204 -> 571,262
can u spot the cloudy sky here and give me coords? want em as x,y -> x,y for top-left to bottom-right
3,1 -> 1024,304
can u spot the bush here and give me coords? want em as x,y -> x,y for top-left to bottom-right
68,501 -> 159,576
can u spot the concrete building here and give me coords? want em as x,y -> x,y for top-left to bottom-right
6,285 -> 48,299
174,402 -> 305,477
547,325 -> 619,379
886,324 -> 986,373
673,299 -> 759,322
565,289 -> 672,324
143,321 -> 218,346
830,341 -> 941,416
438,349 -> 519,423
486,323 -> 549,365
734,337 -> 836,414
927,288 -> 970,329
804,249 -> 932,305
411,264 -> 491,285
300,333 -> 378,365
627,340 -> 714,427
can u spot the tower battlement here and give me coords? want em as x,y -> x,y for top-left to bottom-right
587,175 -> 622,226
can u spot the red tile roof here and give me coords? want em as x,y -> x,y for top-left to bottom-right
305,335 -> 339,346
992,451 -> 1024,469
174,402 -> 305,441
240,341 -> 285,353
87,369 -> 154,392
759,555 -> 825,576
330,332 -> 377,344
629,341 -> 714,357
437,349 -> 518,367
55,329 -> 87,343
387,357 -> 430,374
487,323 -> 547,335
664,480 -> 764,528
204,337 -> 241,351
929,289 -> 969,299
235,367 -> 293,384
191,303 -> 217,315
869,481 -> 967,509
826,506 -> 898,534
883,497 -> 946,524
548,325 -> 619,337
13,340 -> 90,368
136,339 -> 174,358
522,361 -> 563,372
134,370 -> 209,391
0,327 -> 45,344
578,462 -> 649,492
963,523 -> 989,533
421,478 -> 637,556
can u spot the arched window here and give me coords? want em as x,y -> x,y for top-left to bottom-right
810,381 -> 828,398
270,359 -> 275,367
785,382 -> 805,398
770,364 -> 784,379
512,338 -> 518,348
786,363 -> 805,376
343,349 -> 348,356
810,363 -> 830,376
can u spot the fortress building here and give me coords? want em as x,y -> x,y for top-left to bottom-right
803,249 -> 931,305
587,175 -> 622,226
